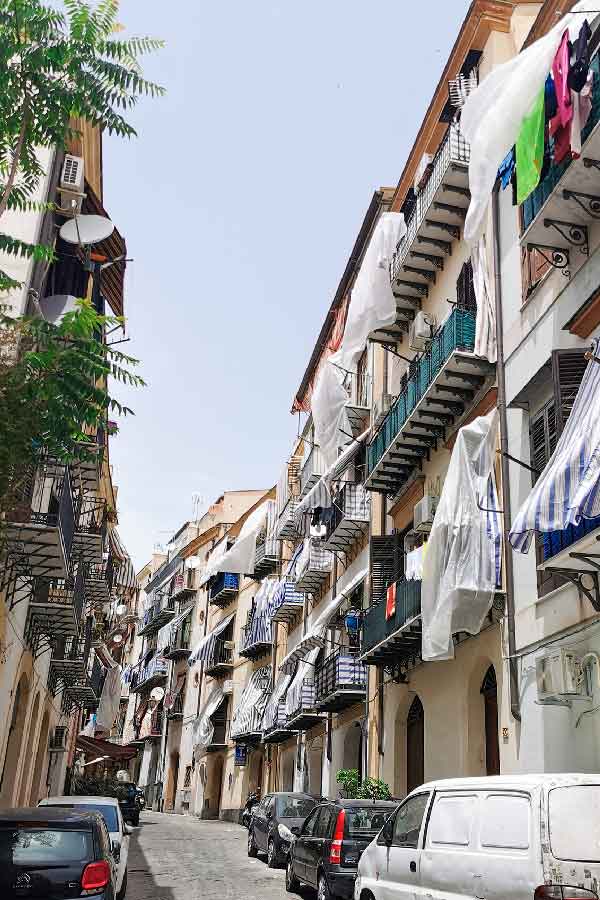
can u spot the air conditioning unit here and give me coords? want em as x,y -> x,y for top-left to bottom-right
48,726 -> 68,753
373,393 -> 394,429
409,312 -> 435,351
57,154 -> 85,215
413,494 -> 438,532
536,648 -> 586,700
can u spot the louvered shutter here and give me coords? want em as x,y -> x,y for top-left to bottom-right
529,400 -> 557,484
456,260 -> 476,312
552,349 -> 588,435
370,535 -> 401,605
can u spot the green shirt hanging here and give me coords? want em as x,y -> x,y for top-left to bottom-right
516,85 -> 546,205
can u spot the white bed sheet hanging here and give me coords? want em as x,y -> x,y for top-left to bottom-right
211,499 -> 274,578
312,213 -> 406,467
421,410 -> 500,661
461,0 -> 600,244
193,685 -> 225,750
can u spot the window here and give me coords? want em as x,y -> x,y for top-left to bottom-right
521,244 -> 552,302
302,808 -> 321,837
549,786 -> 600,861
47,803 -> 119,833
392,793 -> 430,849
314,806 -> 335,838
481,794 -> 530,850
456,260 -> 476,312
183,765 -> 192,788
346,806 -> 392,837
427,795 -> 476,847
276,797 -> 317,819
0,828 -> 93,863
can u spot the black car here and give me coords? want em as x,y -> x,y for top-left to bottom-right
0,807 -> 119,899
286,798 -> 397,900
248,792 -> 319,868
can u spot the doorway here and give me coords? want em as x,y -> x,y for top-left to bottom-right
0,673 -> 31,805
481,666 -> 500,775
406,696 -> 424,794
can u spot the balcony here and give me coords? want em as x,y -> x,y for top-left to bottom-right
365,308 -> 493,494
130,655 -> 169,693
83,555 -> 114,604
239,609 -> 272,660
295,539 -> 333,594
379,125 -> 470,345
206,722 -> 228,752
204,638 -> 234,677
65,655 -> 105,708
163,614 -> 192,661
4,460 -> 75,578
275,497 -> 301,541
345,371 -> 371,437
166,692 -> 184,720
322,482 -> 370,552
71,430 -> 104,492
521,52 -> 600,258
315,650 -> 367,712
140,707 -> 164,740
49,634 -> 89,684
361,579 -> 422,666
269,576 -> 304,624
538,515 -> 600,577
138,592 -> 177,636
263,701 -> 296,744
26,569 -> 86,642
71,497 -> 106,565
300,446 -> 326,497
208,572 -> 239,608
170,571 -> 196,603
254,536 -> 279,578
286,677 -> 325,731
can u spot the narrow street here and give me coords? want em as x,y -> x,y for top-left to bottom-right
128,811 -> 292,900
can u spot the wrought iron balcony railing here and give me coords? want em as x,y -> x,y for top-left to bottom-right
204,638 -> 234,677
138,593 -> 177,636
239,608 -> 272,659
254,536 -> 279,578
315,650 -> 367,712
130,655 -> 169,693
361,578 -> 422,666
295,538 -> 333,593
323,482 -> 370,552
300,445 -> 326,496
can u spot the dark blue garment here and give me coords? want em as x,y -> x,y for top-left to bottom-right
497,147 -> 515,190
545,73 -> 558,120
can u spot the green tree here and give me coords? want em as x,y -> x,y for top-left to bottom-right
336,769 -> 392,801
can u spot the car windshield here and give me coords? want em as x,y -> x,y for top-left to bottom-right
345,807 -> 392,837
0,828 -> 93,864
47,803 -> 119,832
276,797 -> 317,818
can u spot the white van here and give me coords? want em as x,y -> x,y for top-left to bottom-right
355,774 -> 600,900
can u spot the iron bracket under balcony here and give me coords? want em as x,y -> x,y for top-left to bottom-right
538,521 -> 600,612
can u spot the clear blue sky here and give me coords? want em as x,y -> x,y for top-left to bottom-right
105,0 -> 471,568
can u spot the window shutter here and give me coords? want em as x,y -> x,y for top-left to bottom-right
456,260 -> 476,312
552,348 -> 588,435
529,400 -> 556,483
370,535 -> 402,605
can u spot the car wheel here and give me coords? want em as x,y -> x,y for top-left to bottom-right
286,858 -> 300,893
117,868 -> 128,900
267,837 -> 281,868
248,828 -> 258,858
317,873 -> 331,900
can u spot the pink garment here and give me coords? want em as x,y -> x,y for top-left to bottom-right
553,29 -> 573,128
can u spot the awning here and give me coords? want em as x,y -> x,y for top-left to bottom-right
230,665 -> 271,739
510,350 -> 600,552
109,528 -> 137,592
279,567 -> 367,673
192,685 -> 225,750
267,543 -> 304,619
75,734 -> 138,761
285,646 -> 320,717
165,673 -> 186,710
246,578 -> 278,647
262,671 -> 293,732
293,430 -> 369,527
188,612 -> 234,667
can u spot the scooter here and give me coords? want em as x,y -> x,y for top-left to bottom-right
241,791 -> 260,828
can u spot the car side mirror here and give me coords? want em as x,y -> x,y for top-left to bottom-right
111,841 -> 121,862
123,823 -> 134,835
381,818 -> 394,845
291,826 -> 301,837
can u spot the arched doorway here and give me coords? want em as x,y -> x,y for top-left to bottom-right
481,666 -> 500,775
0,672 -> 31,805
29,709 -> 50,804
18,691 -> 40,805
406,696 -> 424,794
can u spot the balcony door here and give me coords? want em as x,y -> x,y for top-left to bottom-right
406,695 -> 424,794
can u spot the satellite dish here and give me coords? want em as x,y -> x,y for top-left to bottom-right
112,633 -> 124,644
59,214 -> 114,246
38,294 -> 79,324
150,686 -> 165,702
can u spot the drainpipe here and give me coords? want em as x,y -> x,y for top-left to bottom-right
491,183 -> 521,723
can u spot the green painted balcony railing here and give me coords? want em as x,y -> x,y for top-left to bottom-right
367,308 -> 476,475
361,579 -> 421,656
522,52 -> 600,232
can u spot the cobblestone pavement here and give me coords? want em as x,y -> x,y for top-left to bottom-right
127,811 -> 299,900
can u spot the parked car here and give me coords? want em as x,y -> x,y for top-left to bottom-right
40,795 -> 132,899
0,806 -> 119,899
355,774 -> 600,900
286,798 -> 397,899
248,792 -> 319,867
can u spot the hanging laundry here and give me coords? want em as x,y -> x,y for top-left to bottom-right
516,85 -> 546,204
545,73 -> 558,120
553,29 -> 573,128
497,148 -> 515,190
571,71 -> 594,158
569,19 -> 592,91
406,544 -> 426,581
